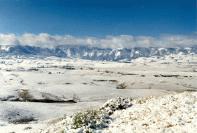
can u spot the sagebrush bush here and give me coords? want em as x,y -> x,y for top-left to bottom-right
64,97 -> 133,132
72,109 -> 103,129
18,89 -> 32,101
116,82 -> 127,89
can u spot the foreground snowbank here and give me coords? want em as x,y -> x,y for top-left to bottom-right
104,92 -> 197,133
40,91 -> 197,133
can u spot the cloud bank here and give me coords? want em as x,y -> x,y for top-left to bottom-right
0,33 -> 196,48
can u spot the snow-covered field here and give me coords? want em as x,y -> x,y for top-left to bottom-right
0,54 -> 196,133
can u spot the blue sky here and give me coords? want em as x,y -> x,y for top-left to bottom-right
0,0 -> 196,36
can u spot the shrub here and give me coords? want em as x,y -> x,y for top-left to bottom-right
71,109 -> 109,130
72,93 -> 80,103
64,97 -> 133,132
116,82 -> 127,89
101,97 -> 133,115
18,89 -> 33,101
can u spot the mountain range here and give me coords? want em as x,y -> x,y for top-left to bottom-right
0,45 -> 196,61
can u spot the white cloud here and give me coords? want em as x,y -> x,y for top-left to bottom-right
0,34 -> 18,45
0,33 -> 196,48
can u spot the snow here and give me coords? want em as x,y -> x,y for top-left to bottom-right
104,92 -> 197,133
1,45 -> 196,61
0,54 -> 196,133
40,92 -> 197,133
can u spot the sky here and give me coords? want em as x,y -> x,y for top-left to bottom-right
0,0 -> 196,48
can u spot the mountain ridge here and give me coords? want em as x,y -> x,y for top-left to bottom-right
0,45 -> 196,61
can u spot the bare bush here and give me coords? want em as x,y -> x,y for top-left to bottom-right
18,89 -> 33,101
72,109 -> 105,129
116,82 -> 127,89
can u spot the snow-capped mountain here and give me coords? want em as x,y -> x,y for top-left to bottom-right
0,45 -> 196,61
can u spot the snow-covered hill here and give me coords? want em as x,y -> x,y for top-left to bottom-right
40,92 -> 197,133
0,45 -> 196,61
